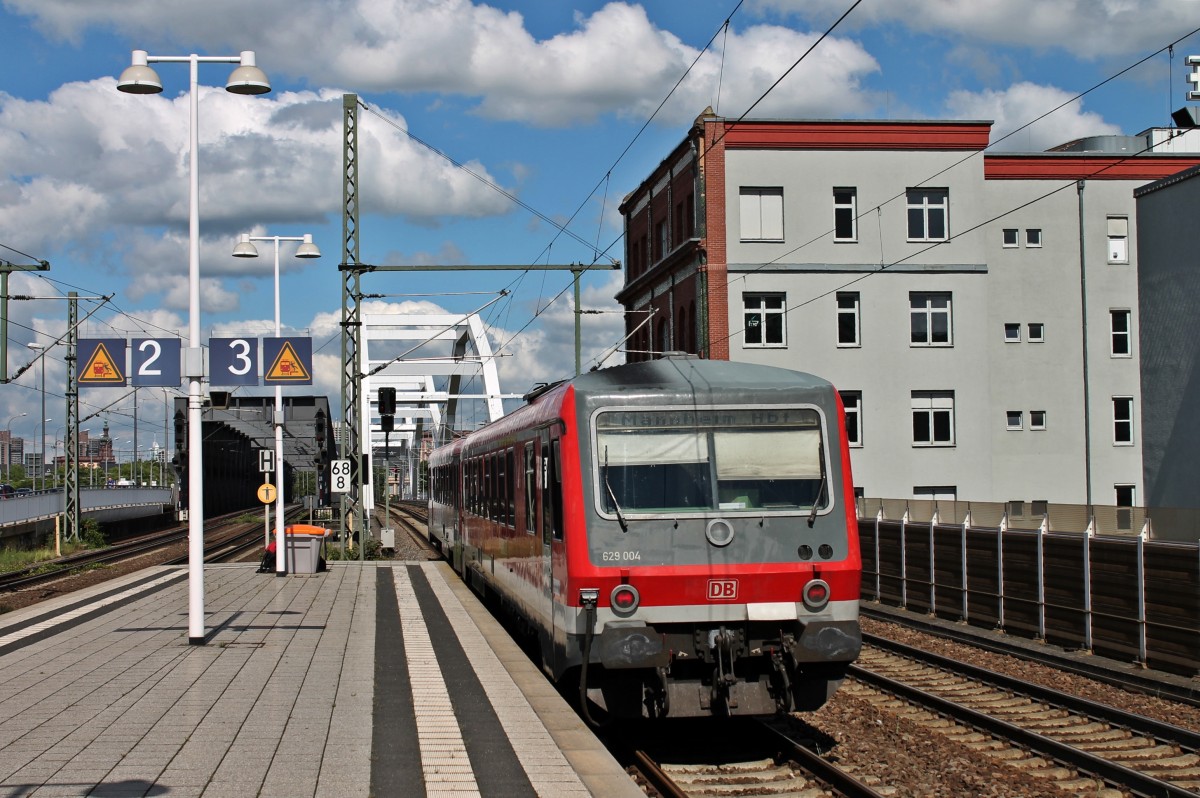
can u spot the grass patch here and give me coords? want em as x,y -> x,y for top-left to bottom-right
0,543 -> 86,575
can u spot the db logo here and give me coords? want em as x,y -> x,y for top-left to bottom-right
707,579 -> 738,600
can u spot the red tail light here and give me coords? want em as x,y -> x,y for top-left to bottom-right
610,584 -> 640,615
802,579 -> 830,611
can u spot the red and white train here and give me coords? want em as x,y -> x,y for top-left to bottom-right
428,355 -> 861,719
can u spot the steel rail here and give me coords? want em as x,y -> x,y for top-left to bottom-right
850,665 -> 1197,798
0,508 -> 266,593
630,750 -> 688,798
757,721 -> 891,798
863,633 -> 1200,751
860,604 -> 1200,708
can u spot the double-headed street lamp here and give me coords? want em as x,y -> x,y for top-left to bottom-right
233,233 -> 321,575
118,49 -> 270,645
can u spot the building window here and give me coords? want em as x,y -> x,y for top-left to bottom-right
1028,323 -> 1045,342
1026,228 -> 1042,247
840,391 -> 862,447
836,292 -> 860,347
1004,323 -> 1021,342
739,187 -> 784,242
655,219 -> 667,259
912,391 -> 955,446
1030,410 -> 1047,430
833,187 -> 857,241
907,188 -> 949,241
1006,410 -> 1023,430
1115,484 -> 1136,529
1002,228 -> 1018,247
910,292 -> 952,346
1110,309 -> 1131,357
1113,396 -> 1134,445
743,293 -> 786,347
914,485 -> 957,501
1107,216 -> 1128,263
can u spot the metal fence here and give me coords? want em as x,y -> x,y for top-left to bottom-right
859,512 -> 1199,677
854,497 -> 1181,540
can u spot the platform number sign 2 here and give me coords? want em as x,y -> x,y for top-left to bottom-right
330,459 -> 352,493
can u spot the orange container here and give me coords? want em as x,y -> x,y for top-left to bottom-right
285,524 -> 329,536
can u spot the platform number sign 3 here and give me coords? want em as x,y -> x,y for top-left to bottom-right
331,459 -> 352,493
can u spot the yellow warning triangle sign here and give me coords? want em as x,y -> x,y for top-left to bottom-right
80,342 -> 125,384
265,340 -> 311,382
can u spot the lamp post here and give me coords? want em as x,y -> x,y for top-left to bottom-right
27,343 -> 48,491
118,49 -> 270,644
5,413 -> 27,484
233,232 -> 321,575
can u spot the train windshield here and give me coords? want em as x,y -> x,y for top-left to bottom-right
595,407 -> 827,514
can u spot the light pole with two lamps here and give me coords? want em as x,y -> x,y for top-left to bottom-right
117,48 -> 271,644
233,233 -> 321,575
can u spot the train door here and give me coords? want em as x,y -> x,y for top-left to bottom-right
539,431 -> 554,621
542,428 -> 566,672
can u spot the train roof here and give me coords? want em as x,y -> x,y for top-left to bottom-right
430,356 -> 836,458
568,355 -> 834,403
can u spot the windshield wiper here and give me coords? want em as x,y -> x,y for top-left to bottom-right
808,443 -> 827,528
604,446 -> 628,533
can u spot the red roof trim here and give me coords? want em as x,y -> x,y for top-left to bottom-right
721,121 -> 992,150
985,155 -> 1200,180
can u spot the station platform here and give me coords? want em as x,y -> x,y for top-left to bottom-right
0,561 -> 645,798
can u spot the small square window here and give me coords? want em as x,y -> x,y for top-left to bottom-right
1028,323 -> 1044,342
1004,323 -> 1021,342
1006,410 -> 1023,430
1002,228 -> 1018,247
1026,229 -> 1042,247
1030,410 -> 1046,430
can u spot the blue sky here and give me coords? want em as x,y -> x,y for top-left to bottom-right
2,0 -> 1199,448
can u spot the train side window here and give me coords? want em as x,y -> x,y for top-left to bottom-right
524,444 -> 537,535
551,439 -> 564,541
506,449 -> 516,527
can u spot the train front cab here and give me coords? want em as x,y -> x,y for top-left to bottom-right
554,368 -> 862,719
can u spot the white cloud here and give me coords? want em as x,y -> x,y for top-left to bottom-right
0,80 -> 514,315
751,0 -> 1194,58
9,0 -> 880,127
944,82 -> 1122,151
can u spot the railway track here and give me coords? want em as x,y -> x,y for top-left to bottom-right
849,636 -> 1200,797
381,500 -> 440,558
0,507 -> 311,596
860,603 -> 1200,710
619,718 -> 887,798
0,509 -> 281,593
